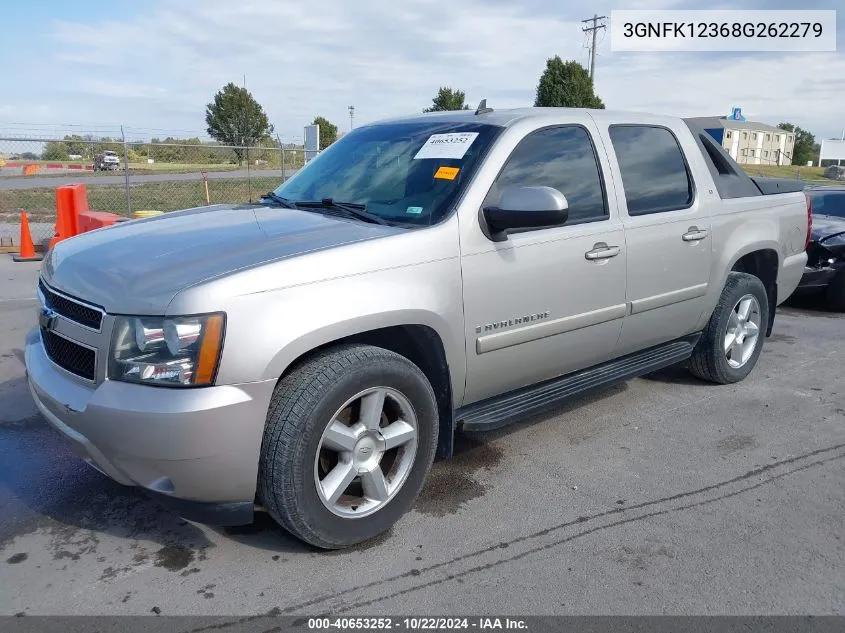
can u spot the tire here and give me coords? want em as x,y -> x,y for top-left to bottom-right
825,270 -> 845,312
688,272 -> 769,385
257,344 -> 439,549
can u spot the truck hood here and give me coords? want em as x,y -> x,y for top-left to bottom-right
41,203 -> 403,314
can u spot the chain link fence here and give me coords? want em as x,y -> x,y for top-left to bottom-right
0,130 -> 836,252
1,134 -> 309,248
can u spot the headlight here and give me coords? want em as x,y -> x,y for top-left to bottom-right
109,313 -> 225,387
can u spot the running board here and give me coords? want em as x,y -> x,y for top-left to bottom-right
456,334 -> 701,433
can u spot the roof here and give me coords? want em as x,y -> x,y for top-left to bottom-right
369,106 -> 682,129
684,116 -> 785,133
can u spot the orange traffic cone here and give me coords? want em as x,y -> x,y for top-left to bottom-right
49,186 -> 74,249
12,211 -> 44,262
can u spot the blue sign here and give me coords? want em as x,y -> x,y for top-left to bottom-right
704,128 -> 724,144
729,107 -> 746,121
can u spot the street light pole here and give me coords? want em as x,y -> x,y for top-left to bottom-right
348,105 -> 355,131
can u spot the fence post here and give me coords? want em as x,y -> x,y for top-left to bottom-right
121,125 -> 131,215
246,145 -> 252,202
277,134 -> 285,183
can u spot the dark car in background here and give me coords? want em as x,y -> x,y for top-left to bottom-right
795,185 -> 845,310
824,165 -> 845,181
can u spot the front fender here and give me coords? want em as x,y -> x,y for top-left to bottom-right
264,306 -> 462,387
211,258 -> 467,402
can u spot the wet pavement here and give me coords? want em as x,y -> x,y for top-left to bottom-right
0,255 -> 843,615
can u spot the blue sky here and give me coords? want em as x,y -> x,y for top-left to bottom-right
0,0 -> 842,142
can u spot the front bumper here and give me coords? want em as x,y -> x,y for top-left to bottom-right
25,326 -> 275,526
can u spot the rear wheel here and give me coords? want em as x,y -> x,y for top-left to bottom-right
825,270 -> 845,312
688,272 -> 769,384
258,344 -> 438,549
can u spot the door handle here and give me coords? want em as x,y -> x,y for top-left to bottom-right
585,243 -> 621,260
682,228 -> 708,242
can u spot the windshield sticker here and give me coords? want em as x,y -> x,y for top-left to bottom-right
434,166 -> 460,180
406,206 -> 424,215
413,132 -> 479,160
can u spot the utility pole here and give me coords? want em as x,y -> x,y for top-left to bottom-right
582,14 -> 607,82
348,105 -> 355,131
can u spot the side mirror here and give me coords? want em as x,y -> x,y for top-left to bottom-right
482,186 -> 569,241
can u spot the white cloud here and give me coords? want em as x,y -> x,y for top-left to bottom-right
1,0 -> 842,141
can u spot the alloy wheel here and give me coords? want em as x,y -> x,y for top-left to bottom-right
314,387 -> 418,518
724,293 -> 762,369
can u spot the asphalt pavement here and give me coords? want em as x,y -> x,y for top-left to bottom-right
0,169 -> 292,190
0,255 -> 843,616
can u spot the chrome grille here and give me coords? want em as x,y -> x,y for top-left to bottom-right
39,280 -> 103,330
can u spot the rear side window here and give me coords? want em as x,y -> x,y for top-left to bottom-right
609,125 -> 694,216
484,125 -> 607,224
810,191 -> 845,218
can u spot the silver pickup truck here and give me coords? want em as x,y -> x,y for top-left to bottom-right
25,106 -> 809,549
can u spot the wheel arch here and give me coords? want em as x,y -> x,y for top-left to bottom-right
270,317 -> 458,460
730,248 -> 780,336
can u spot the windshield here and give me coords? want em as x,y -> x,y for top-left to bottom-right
272,120 -> 502,225
810,190 -> 845,219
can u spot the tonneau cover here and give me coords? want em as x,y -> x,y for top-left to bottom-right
750,177 -> 805,195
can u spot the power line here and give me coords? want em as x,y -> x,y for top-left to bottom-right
581,14 -> 607,82
580,30 -> 591,68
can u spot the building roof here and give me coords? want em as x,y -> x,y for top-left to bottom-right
684,116 -> 785,133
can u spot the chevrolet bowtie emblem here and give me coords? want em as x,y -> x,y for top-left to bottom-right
39,306 -> 58,331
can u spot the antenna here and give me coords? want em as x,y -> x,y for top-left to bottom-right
475,99 -> 493,115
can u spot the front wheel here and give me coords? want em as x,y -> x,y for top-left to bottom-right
688,272 -> 769,384
258,344 -> 439,549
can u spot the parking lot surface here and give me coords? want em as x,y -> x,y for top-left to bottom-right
1,255 -> 843,616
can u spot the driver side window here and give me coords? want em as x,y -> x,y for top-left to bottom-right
484,125 -> 608,224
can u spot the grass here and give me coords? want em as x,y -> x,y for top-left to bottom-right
0,176 -> 283,221
126,162 -> 238,173
739,164 -> 828,182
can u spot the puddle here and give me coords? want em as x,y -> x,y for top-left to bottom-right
153,545 -> 195,572
716,434 -> 757,455
768,333 -> 796,345
414,434 -> 503,517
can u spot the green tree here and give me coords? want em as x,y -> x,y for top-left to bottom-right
312,116 -> 338,149
60,134 -> 94,158
423,87 -> 470,112
534,57 -> 604,109
42,142 -> 69,161
777,122 -> 818,166
205,82 -> 274,165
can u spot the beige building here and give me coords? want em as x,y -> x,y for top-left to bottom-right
686,116 -> 796,166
